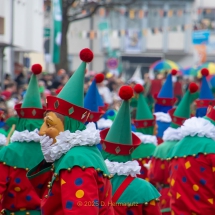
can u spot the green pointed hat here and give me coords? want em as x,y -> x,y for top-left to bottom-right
133,84 -> 155,135
57,48 -> 94,107
170,82 -> 199,128
100,86 -> 141,161
22,64 -> 42,108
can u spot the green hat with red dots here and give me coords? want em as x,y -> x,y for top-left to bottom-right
133,84 -> 156,135
14,64 -> 46,119
100,86 -> 141,156
46,48 -> 94,123
169,82 -> 199,128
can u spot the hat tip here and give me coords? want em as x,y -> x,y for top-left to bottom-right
31,64 -> 42,75
134,84 -> 144,94
80,48 -> 94,63
119,86 -> 133,100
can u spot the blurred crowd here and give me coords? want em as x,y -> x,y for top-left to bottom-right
0,68 -> 203,121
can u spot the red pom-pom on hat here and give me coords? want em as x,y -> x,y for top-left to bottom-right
119,86 -> 133,100
189,82 -> 199,93
31,64 -> 42,75
80,48 -> 94,63
171,69 -> 177,76
201,68 -> 209,77
95,73 -> 104,83
134,84 -> 144,94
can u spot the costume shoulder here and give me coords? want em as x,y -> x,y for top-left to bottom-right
153,140 -> 177,159
54,145 -> 110,175
112,175 -> 160,204
132,143 -> 156,159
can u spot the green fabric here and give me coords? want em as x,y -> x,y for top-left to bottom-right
161,208 -> 171,213
16,118 -> 43,132
168,136 -> 215,158
136,127 -> 154,135
0,141 -> 44,168
130,97 -> 138,108
136,93 -> 153,120
51,146 -> 109,184
5,117 -> 18,127
131,143 -> 156,159
64,116 -> 86,133
111,175 -> 160,203
105,101 -> 132,145
0,146 -> 4,150
190,91 -> 199,103
153,140 -> 177,159
204,116 -> 215,126
101,150 -> 132,163
58,62 -> 86,107
4,210 -> 41,215
22,74 -> 42,108
0,128 -> 7,136
27,164 -> 52,179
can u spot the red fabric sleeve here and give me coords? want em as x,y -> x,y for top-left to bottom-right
142,200 -> 162,215
60,166 -> 100,214
0,163 -> 10,210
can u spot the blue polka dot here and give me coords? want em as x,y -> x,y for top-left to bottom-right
6,177 -> 9,182
10,204 -> 15,209
200,167 -> 205,172
195,154 -> 200,159
108,110 -> 115,116
94,199 -> 99,207
49,191 -> 54,197
140,170 -> 145,175
127,210 -> 134,215
100,186 -> 104,192
37,184 -> 43,189
8,192 -> 14,198
15,178 -> 21,184
182,176 -> 187,183
26,195 -> 32,201
200,179 -> 206,185
194,194 -> 200,201
75,178 -> 83,186
98,172 -> 103,177
66,201 -> 73,210
174,165 -> 178,170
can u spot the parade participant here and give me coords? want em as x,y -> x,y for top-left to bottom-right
27,49 -> 114,215
195,68 -> 215,117
0,64 -> 45,215
0,111 -> 7,150
100,85 -> 161,215
84,73 -> 105,124
154,70 -> 177,144
148,83 -> 199,215
167,104 -> 215,215
131,84 -> 157,180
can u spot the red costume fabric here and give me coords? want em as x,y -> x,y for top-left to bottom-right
148,158 -> 171,215
30,165 -> 114,215
169,154 -> 215,215
113,200 -> 161,215
136,158 -> 150,180
0,163 -> 41,213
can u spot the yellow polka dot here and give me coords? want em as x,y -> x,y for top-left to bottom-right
193,185 -> 199,191
75,190 -> 84,198
14,187 -> 21,192
208,198 -> 214,204
171,179 -> 175,186
145,177 -> 149,182
161,199 -> 166,205
191,213 -> 197,215
171,211 -> 175,215
168,191 -> 172,197
185,161 -> 191,169
20,208 -> 26,211
0,194 -> 2,199
212,167 -> 215,172
176,192 -> 181,199
167,177 -> 170,183
150,200 -> 155,206
106,191 -> 109,197
161,164 -> 165,170
142,160 -> 146,165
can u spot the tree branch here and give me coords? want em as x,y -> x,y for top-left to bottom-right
68,0 -> 139,23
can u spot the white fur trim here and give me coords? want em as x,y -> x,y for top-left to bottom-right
41,122 -> 100,162
134,132 -> 157,146
0,133 -> 7,146
163,127 -> 183,141
154,112 -> 172,123
97,118 -> 113,129
105,159 -> 141,177
181,117 -> 215,140
10,129 -> 41,143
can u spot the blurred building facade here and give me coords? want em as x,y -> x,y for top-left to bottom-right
0,0 -> 44,80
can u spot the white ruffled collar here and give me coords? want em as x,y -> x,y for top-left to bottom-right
0,133 -> 7,146
97,118 -> 113,130
134,132 -> 157,146
41,123 -> 100,162
154,112 -> 172,123
10,129 -> 41,143
181,117 -> 215,140
105,159 -> 141,177
163,127 -> 183,141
